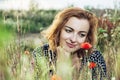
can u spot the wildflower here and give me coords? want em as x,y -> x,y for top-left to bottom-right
80,42 -> 92,50
24,50 -> 30,55
88,62 -> 96,69
51,74 -> 62,80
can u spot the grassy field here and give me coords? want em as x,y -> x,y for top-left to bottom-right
0,8 -> 120,80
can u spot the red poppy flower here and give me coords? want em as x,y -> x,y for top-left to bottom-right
80,42 -> 92,50
89,62 -> 96,69
51,74 -> 62,80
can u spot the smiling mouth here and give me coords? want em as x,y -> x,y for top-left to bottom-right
66,42 -> 76,48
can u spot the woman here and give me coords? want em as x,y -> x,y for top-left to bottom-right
33,7 -> 107,80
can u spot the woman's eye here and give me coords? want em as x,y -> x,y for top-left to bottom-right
65,29 -> 72,33
79,34 -> 86,37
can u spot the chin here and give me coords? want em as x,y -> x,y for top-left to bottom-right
61,43 -> 78,53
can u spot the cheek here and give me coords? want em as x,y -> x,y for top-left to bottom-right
60,31 -> 70,40
61,34 -> 69,40
78,37 -> 87,43
60,31 -> 66,45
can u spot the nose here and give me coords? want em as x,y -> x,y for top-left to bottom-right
70,33 -> 77,43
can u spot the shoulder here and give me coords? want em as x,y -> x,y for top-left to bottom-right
89,50 -> 106,65
89,50 -> 104,61
89,50 -> 107,76
32,44 -> 49,57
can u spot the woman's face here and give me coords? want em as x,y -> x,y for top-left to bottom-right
59,17 -> 90,53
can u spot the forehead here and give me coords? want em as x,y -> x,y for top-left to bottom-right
64,17 -> 90,32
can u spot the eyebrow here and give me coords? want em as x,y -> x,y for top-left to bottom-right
65,25 -> 88,33
65,26 -> 73,30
